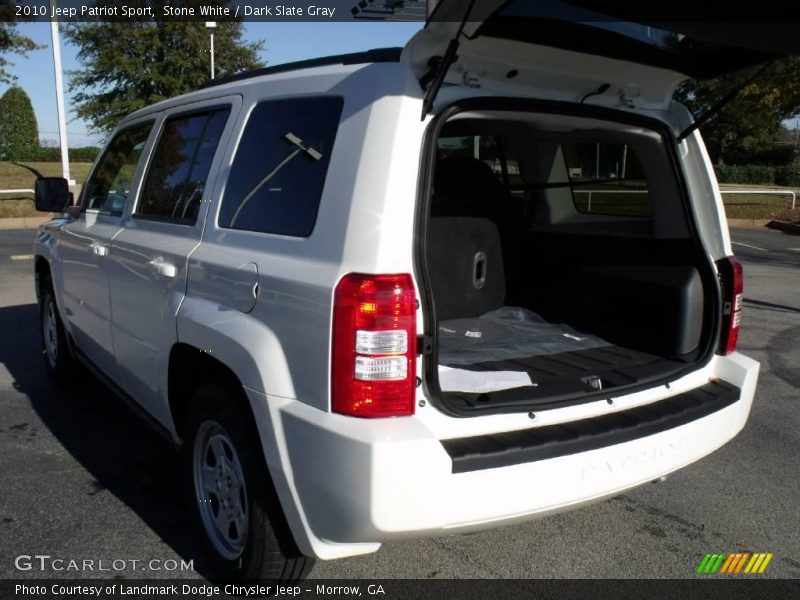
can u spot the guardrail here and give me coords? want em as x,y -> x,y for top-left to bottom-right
0,189 -> 34,198
574,187 -> 797,212
5,186 -> 794,211
572,189 -> 646,213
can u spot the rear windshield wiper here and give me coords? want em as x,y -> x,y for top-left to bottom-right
229,132 -> 322,227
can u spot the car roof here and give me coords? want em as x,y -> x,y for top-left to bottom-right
199,47 -> 402,90
121,48 -> 404,124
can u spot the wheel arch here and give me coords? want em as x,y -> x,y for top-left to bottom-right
34,255 -> 51,302
167,340 -> 322,559
167,342 -> 251,440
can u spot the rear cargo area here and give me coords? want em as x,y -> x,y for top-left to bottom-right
422,108 -> 716,413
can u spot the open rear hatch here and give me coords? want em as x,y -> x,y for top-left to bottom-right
409,3 -> 794,416
403,0 -> 797,113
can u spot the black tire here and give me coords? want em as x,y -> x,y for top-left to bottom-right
39,282 -> 80,385
184,383 -> 314,581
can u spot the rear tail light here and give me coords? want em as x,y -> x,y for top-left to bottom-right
332,273 -> 417,418
717,256 -> 743,355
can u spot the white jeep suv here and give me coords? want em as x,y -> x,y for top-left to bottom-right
32,3 -> 767,580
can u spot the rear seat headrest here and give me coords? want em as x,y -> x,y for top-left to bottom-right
434,156 -> 504,199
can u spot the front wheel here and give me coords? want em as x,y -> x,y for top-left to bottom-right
185,383 -> 313,580
40,285 -> 79,384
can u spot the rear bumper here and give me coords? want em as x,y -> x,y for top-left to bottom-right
271,353 -> 758,560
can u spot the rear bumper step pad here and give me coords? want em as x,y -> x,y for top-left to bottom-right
441,380 -> 740,473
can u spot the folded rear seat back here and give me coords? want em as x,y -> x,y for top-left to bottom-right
427,217 -> 506,321
431,156 -> 507,219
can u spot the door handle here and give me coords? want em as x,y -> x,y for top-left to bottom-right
147,258 -> 177,278
91,243 -> 108,257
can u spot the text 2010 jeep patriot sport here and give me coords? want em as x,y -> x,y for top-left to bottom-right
33,3 -> 773,579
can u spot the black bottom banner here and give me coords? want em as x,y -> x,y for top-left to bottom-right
2,579 -> 799,600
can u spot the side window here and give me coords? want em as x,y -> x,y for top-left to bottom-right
563,142 -> 652,217
83,123 -> 152,215
218,97 -> 343,237
136,108 -> 230,224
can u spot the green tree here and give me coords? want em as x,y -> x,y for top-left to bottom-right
0,1 -> 40,83
0,86 -> 39,160
676,57 -> 800,165
65,2 -> 264,133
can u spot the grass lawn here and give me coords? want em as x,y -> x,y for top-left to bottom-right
719,185 -> 799,220
0,161 -> 93,218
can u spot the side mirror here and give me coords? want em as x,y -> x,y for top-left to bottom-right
34,177 -> 70,212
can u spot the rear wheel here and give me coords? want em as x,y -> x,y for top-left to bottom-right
40,284 -> 79,384
185,383 -> 313,580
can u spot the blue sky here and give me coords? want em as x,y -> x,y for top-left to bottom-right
0,22 -> 423,147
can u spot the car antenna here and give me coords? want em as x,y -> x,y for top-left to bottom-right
677,61 -> 774,142
420,0 -> 478,120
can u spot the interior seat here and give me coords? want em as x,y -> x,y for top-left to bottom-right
432,156 -> 507,219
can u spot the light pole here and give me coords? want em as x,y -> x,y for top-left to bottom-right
50,0 -> 73,185
206,22 -> 217,80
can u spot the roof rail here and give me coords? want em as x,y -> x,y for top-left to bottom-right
199,47 -> 403,90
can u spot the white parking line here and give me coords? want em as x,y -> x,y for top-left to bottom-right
732,241 -> 768,251
10,254 -> 34,260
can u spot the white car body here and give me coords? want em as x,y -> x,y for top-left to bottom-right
34,7 -> 762,563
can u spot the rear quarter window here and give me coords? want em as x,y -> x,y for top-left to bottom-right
218,96 -> 343,237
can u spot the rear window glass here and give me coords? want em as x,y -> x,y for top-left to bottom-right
562,142 -> 652,217
218,96 -> 343,237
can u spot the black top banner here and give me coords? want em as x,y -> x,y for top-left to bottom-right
7,0 -> 800,23
8,0 -> 428,22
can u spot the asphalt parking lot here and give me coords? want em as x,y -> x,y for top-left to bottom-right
0,226 -> 798,580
